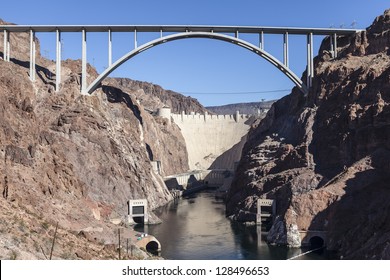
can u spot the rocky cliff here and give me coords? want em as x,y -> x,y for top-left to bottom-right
226,10 -> 390,259
0,20 -> 189,259
100,81 -> 189,177
106,77 -> 208,114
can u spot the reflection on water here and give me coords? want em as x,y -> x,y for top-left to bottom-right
137,190 -> 327,260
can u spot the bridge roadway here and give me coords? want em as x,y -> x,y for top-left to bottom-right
1,24 -> 361,95
0,24 -> 361,35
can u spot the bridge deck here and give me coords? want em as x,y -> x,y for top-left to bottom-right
0,24 -> 361,35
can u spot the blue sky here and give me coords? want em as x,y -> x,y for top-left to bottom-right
1,1 -> 389,106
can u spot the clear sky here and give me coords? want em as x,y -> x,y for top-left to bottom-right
1,1 -> 389,106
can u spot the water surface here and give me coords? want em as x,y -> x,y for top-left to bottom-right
138,190 -> 326,260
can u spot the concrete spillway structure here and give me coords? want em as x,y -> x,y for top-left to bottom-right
171,111 -> 251,170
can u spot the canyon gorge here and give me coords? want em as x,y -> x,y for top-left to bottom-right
1,9 -> 390,260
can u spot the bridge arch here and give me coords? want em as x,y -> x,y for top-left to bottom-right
86,32 -> 308,95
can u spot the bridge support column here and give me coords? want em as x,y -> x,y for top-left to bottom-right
134,29 -> 138,49
3,30 -> 7,61
81,29 -> 87,94
283,32 -> 289,67
259,31 -> 264,50
3,30 -> 10,62
330,34 -> 338,58
7,31 -> 10,61
330,35 -> 334,57
108,29 -> 112,66
56,29 -> 62,92
306,33 -> 314,88
29,30 -> 36,82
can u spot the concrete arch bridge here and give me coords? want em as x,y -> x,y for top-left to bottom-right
0,24 -> 360,95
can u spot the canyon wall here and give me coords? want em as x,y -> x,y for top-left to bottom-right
0,20 -> 189,259
226,10 -> 390,259
106,77 -> 208,114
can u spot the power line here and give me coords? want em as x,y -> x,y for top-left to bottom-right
180,89 -> 291,95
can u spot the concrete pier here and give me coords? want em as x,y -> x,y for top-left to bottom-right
56,29 -> 61,91
81,29 -> 87,94
29,29 -> 36,82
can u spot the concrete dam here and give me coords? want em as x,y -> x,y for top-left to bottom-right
159,108 -> 253,171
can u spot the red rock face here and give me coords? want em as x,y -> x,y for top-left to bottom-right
226,9 -> 390,259
0,24 -> 190,259
106,77 -> 208,114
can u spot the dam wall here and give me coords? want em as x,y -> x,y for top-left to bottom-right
170,111 -> 251,170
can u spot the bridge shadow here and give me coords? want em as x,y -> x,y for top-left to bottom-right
102,85 -> 143,125
1,54 -> 56,87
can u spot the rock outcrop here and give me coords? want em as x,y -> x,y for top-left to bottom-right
0,20 -> 189,259
106,77 -> 207,114
226,9 -> 390,259
100,83 -> 189,177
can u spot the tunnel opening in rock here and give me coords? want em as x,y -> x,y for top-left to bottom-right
309,236 -> 325,249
